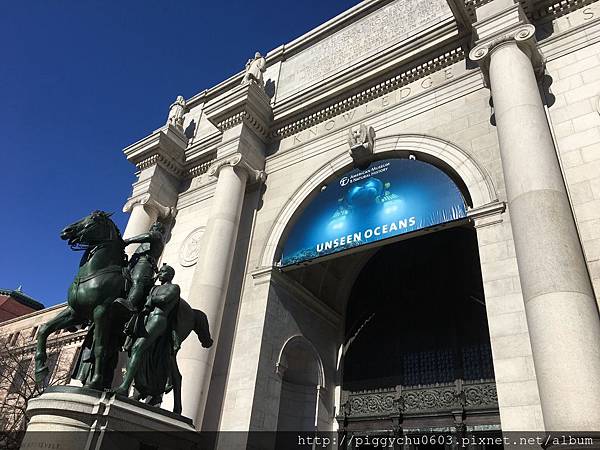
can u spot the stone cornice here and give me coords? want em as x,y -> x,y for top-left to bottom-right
186,156 -> 216,179
0,329 -> 87,358
272,20 -> 460,137
207,153 -> 267,184
273,45 -> 466,139
123,124 -> 187,178
267,62 -> 482,170
204,82 -> 273,141
537,2 -> 600,60
0,303 -> 67,328
181,0 -> 587,113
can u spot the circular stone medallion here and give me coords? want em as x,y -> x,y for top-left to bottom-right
179,227 -> 205,267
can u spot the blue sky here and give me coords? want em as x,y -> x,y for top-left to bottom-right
0,0 -> 360,307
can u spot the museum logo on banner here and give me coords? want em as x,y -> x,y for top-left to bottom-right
280,158 -> 467,266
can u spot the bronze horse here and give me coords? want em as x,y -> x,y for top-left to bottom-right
35,211 -> 127,389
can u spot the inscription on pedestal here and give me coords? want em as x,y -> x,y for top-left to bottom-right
277,0 -> 451,98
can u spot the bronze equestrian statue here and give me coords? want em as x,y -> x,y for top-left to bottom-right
35,211 -> 212,415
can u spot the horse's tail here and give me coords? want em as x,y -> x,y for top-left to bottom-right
193,309 -> 213,348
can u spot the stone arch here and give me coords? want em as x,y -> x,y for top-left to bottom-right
275,335 -> 325,388
275,335 -> 326,433
260,134 -> 498,268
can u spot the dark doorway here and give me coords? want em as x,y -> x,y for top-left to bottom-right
342,226 -> 493,391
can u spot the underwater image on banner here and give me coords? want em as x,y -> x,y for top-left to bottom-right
280,158 -> 467,266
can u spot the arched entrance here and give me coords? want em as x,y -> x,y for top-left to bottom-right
264,139 -> 504,444
338,226 -> 500,441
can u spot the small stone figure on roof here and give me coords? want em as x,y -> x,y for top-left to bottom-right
167,95 -> 187,130
242,52 -> 266,87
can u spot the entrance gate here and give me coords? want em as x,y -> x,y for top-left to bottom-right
336,228 -> 500,447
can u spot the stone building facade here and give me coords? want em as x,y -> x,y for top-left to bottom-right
0,305 -> 84,437
5,0 -> 600,445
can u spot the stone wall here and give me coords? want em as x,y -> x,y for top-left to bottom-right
544,4 -> 600,303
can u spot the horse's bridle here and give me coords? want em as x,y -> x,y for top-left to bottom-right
71,213 -> 118,251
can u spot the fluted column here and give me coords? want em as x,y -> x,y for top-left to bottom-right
470,6 -> 600,430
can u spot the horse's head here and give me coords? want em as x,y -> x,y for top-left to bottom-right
61,210 -> 121,248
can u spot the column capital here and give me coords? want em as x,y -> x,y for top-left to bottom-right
207,153 -> 267,184
123,124 -> 188,178
204,81 -> 273,142
469,4 -> 544,87
122,193 -> 177,219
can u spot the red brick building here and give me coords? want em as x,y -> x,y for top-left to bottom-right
0,289 -> 44,323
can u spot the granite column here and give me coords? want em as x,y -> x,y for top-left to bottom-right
470,8 -> 600,430
177,81 -> 272,428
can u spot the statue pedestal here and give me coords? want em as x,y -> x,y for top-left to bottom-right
20,386 -> 203,450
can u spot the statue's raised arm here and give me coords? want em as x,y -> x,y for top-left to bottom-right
117,221 -> 165,313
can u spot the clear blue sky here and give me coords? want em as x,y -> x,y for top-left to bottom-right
1,0 -> 359,307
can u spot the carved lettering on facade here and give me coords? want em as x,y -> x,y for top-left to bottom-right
538,2 -> 600,36
282,61 -> 463,149
278,0 -> 450,98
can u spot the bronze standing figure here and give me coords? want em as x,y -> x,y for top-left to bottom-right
112,264 -> 212,414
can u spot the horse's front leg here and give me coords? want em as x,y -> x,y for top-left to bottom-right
87,303 -> 110,390
35,307 -> 81,385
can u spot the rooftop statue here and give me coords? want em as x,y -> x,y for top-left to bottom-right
167,95 -> 187,130
242,52 -> 266,87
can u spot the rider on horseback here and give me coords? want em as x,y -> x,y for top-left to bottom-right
117,221 -> 165,312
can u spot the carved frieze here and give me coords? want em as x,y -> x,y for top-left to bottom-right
277,0 -> 451,99
464,382 -> 498,407
343,381 -> 498,419
275,48 -> 465,143
403,386 -> 459,412
348,392 -> 398,417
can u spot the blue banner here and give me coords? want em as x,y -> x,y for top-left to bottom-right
280,158 -> 467,266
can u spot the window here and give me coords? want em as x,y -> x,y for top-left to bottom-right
8,358 -> 31,394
